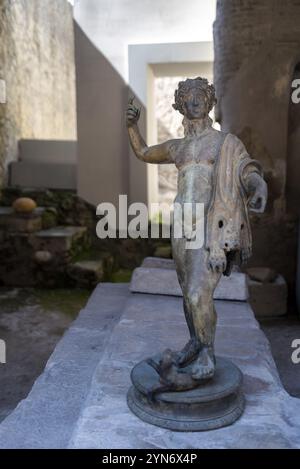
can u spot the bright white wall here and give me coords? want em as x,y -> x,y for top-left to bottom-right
127,43 -> 213,206
129,42 -> 213,105
74,0 -> 216,81
74,0 -> 217,207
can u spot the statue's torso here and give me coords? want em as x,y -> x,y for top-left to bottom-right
171,129 -> 224,210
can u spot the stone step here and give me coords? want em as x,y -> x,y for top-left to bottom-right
67,260 -> 105,287
30,226 -> 88,255
9,161 -> 76,190
130,258 -> 249,301
0,225 -> 89,287
142,256 -> 175,270
19,139 -> 76,165
0,206 -> 45,233
139,258 -> 287,317
68,251 -> 115,287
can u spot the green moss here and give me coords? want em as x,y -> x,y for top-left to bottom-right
0,287 -> 90,319
153,244 -> 172,259
34,288 -> 90,318
41,208 -> 58,229
110,269 -> 132,283
72,247 -> 104,263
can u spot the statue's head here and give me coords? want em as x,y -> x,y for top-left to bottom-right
173,77 -> 216,120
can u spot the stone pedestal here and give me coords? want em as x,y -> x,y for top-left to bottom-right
128,356 -> 244,432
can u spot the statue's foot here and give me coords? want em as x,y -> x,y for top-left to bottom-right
191,346 -> 215,381
176,338 -> 202,367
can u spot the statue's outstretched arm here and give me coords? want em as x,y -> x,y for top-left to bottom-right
245,172 -> 268,213
126,98 -> 173,164
239,157 -> 267,213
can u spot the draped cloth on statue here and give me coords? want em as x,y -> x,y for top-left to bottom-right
206,133 -> 263,275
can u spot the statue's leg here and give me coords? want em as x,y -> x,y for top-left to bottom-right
172,235 -> 202,365
172,234 -> 193,334
183,248 -> 222,379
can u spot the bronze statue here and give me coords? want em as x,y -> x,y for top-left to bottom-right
126,77 -> 267,430
127,77 -> 267,381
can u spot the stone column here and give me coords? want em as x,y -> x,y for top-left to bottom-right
213,0 -> 300,295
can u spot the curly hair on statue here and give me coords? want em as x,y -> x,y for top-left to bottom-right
172,77 -> 217,115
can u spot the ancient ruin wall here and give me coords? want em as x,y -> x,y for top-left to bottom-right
213,0 -> 300,291
0,0 -> 76,187
214,0 -> 300,105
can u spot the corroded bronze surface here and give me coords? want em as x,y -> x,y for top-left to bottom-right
126,77 -> 267,426
128,356 -> 245,432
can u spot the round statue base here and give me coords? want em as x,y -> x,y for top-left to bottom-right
127,356 -> 245,432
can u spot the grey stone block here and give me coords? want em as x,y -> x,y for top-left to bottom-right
142,257 -> 175,270
9,161 -> 76,190
248,275 -> 287,317
31,226 -> 87,253
68,260 -> 105,287
247,267 -> 277,283
130,267 -> 249,301
67,287 -> 300,449
19,139 -> 77,164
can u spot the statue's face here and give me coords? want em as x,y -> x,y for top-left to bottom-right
182,88 -> 209,120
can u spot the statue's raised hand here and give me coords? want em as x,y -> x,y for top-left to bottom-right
126,97 -> 141,127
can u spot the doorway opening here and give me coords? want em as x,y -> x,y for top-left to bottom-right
150,66 -> 218,208
155,75 -> 184,206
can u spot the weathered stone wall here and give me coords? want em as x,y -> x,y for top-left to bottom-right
75,23 -> 131,209
0,186 -> 169,287
213,0 -> 300,293
0,0 -> 76,187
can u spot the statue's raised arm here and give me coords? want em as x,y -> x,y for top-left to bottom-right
126,97 -> 174,164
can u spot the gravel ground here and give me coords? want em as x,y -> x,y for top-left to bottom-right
0,288 -> 90,422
